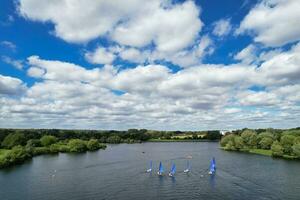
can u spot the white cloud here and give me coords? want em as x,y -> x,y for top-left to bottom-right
212,18 -> 232,37
85,47 -> 116,64
238,0 -> 300,46
234,44 -> 257,64
1,41 -> 16,51
2,56 -> 23,70
0,74 -> 26,95
112,1 -> 202,52
19,0 -> 202,53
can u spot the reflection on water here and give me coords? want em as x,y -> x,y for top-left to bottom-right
0,142 -> 300,200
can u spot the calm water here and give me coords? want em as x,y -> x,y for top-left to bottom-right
0,142 -> 300,200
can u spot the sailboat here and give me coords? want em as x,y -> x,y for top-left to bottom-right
168,163 -> 176,177
146,161 -> 152,173
183,160 -> 190,173
157,162 -> 164,176
208,157 -> 216,175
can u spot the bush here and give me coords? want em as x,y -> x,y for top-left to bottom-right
292,143 -> 300,158
40,135 -> 57,147
241,130 -> 257,148
271,141 -> 284,157
1,133 -> 26,149
259,137 -> 274,150
87,139 -> 100,151
68,139 -> 87,152
280,135 -> 296,154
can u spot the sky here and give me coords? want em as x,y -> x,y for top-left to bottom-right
0,0 -> 300,130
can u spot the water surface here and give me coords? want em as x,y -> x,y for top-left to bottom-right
0,142 -> 299,200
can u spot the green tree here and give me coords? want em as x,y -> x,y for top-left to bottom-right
68,139 -> 87,152
106,135 -> 121,144
241,130 -> 257,148
234,136 -> 244,150
220,134 -> 235,147
292,144 -> 300,158
1,133 -> 26,149
259,137 -> 274,149
280,135 -> 296,154
26,139 -> 41,148
40,135 -> 57,147
87,139 -> 100,151
271,141 -> 284,157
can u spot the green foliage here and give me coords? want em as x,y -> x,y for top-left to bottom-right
0,146 -> 32,168
259,137 -> 274,150
271,141 -> 284,157
87,139 -> 100,151
68,139 -> 87,153
241,130 -> 257,148
40,135 -> 57,147
292,143 -> 300,158
106,135 -> 121,144
280,135 -> 296,154
220,134 -> 235,147
1,133 -> 26,149
26,139 -> 41,148
233,136 -> 244,150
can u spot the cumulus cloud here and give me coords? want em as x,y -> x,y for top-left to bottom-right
0,74 -> 26,95
85,47 -> 116,64
2,40 -> 300,129
212,18 -> 232,37
2,56 -> 23,70
111,1 -> 202,52
237,0 -> 300,46
18,0 -> 202,53
234,44 -> 257,64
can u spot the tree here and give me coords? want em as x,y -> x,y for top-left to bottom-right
292,144 -> 300,158
241,130 -> 257,148
106,135 -> 121,144
280,135 -> 296,154
1,133 -> 26,149
271,141 -> 284,157
87,139 -> 100,151
40,135 -> 57,147
233,136 -> 244,150
26,139 -> 41,148
220,134 -> 235,147
259,137 -> 274,149
68,139 -> 87,152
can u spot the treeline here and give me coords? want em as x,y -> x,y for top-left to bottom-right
220,128 -> 300,159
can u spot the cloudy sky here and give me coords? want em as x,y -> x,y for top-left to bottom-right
0,0 -> 300,130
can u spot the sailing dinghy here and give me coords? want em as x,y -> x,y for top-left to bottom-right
208,157 -> 216,175
183,160 -> 190,173
146,161 -> 152,173
168,163 -> 176,177
157,162 -> 164,176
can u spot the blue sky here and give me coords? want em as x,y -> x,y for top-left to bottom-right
0,0 -> 300,130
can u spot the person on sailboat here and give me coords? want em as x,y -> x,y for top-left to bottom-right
146,161 -> 152,173
157,162 -> 164,176
183,160 -> 190,173
168,163 -> 176,177
208,157 -> 216,175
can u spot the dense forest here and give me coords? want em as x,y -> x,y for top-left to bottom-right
220,128 -> 300,159
0,128 -> 221,169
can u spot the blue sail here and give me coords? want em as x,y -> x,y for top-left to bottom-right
170,163 -> 176,174
209,158 -> 216,173
159,162 -> 164,173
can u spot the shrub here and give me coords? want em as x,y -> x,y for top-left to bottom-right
1,133 -> 26,149
40,135 -> 57,147
68,139 -> 87,152
271,141 -> 284,157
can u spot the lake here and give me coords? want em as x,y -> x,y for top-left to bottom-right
0,142 -> 299,200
